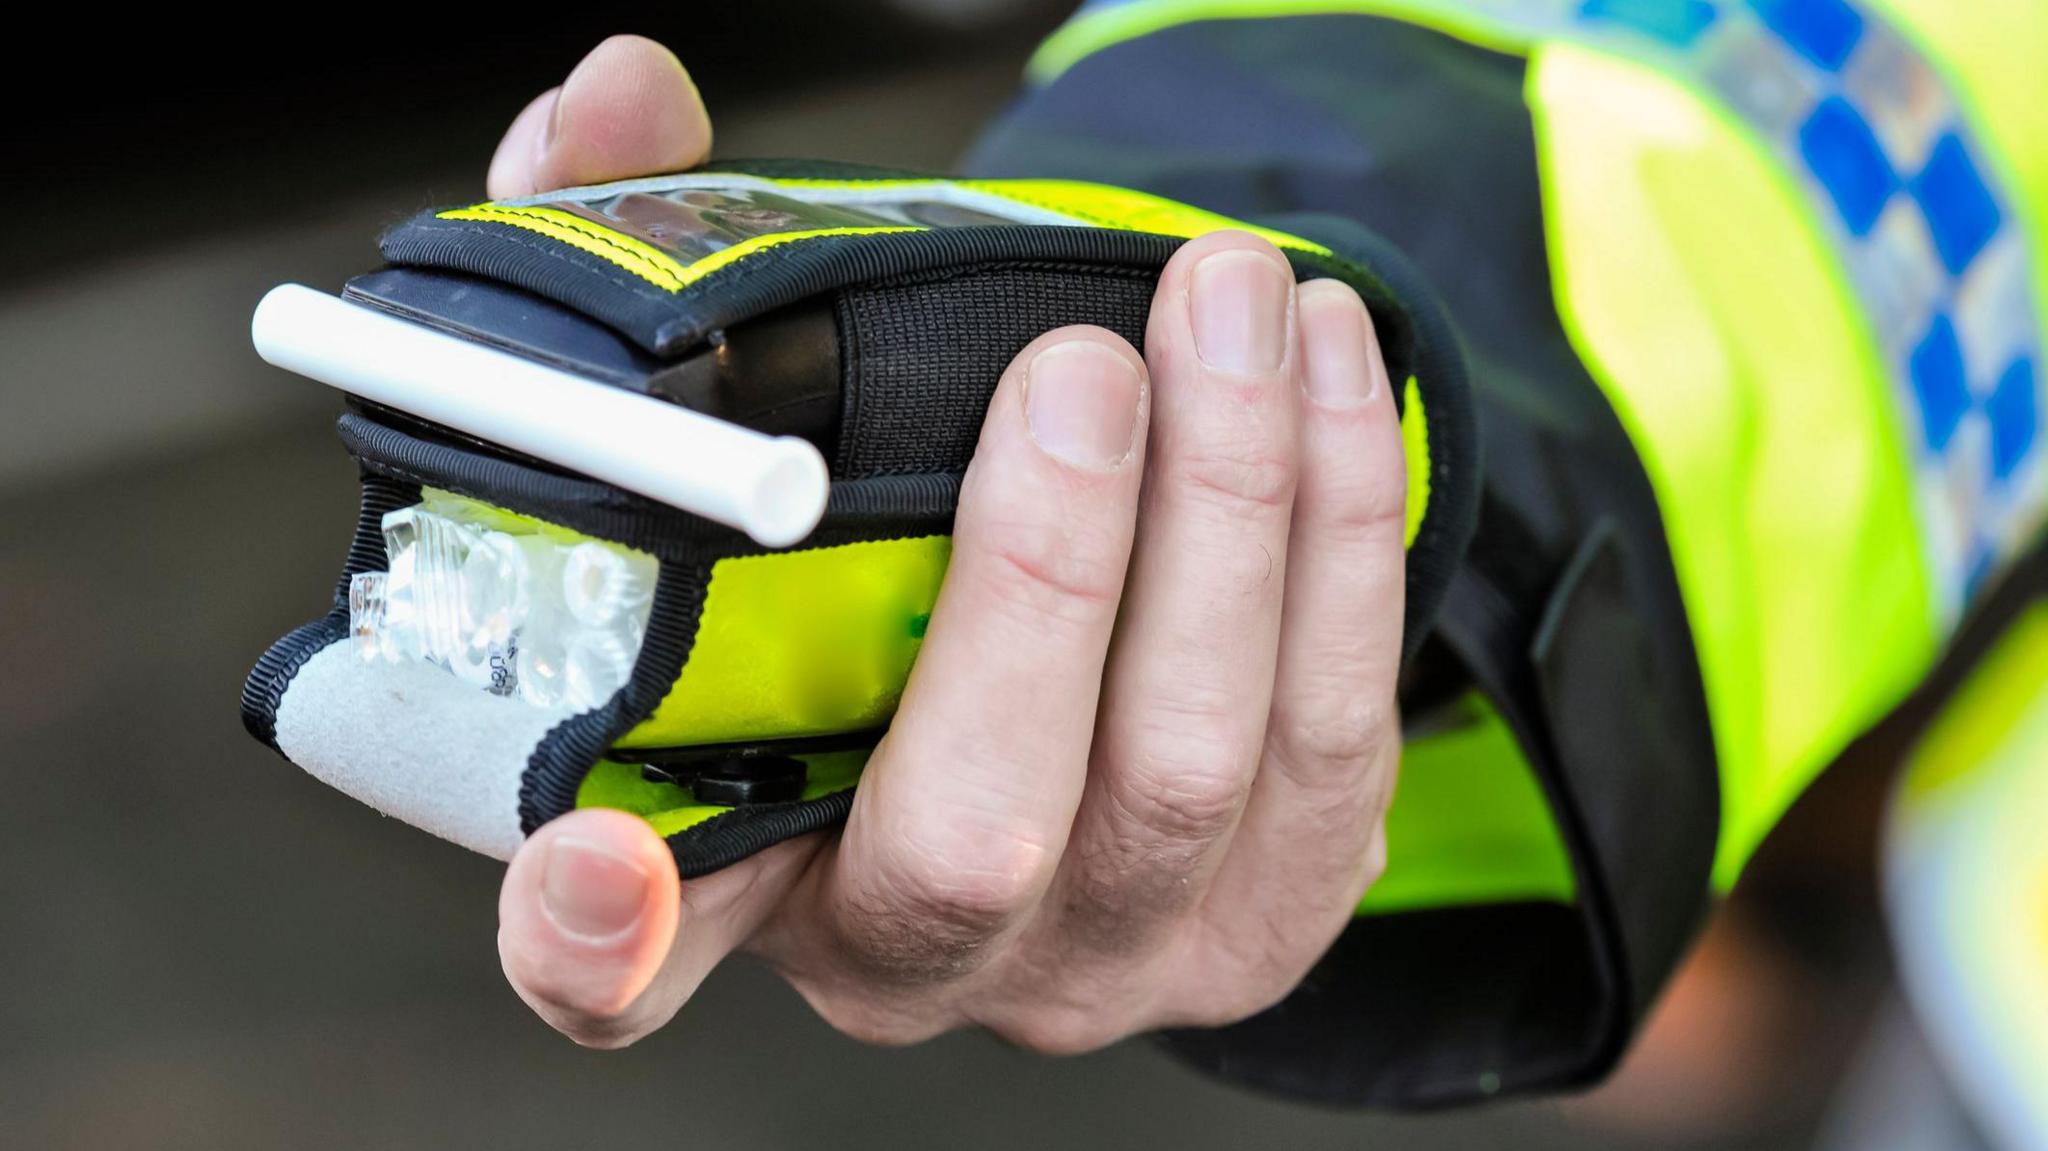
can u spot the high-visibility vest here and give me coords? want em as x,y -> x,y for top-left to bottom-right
239,0 -> 2044,1111
968,0 -> 2046,1105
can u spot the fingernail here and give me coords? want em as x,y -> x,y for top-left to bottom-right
1024,341 -> 1143,469
540,836 -> 650,941
1301,284 -> 1384,409
1190,249 -> 1291,373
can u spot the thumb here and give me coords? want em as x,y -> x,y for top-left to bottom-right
487,34 -> 713,199
499,807 -> 796,1048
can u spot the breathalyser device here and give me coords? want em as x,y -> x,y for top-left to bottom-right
242,162 -> 1475,875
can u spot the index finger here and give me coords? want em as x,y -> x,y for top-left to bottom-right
774,326 -> 1150,994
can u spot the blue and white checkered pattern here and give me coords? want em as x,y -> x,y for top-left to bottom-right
1547,0 -> 2045,625
1065,0 -> 2047,626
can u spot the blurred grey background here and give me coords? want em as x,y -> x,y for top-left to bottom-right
0,4 -> 1965,1147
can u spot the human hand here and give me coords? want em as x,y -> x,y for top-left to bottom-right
489,35 -> 1406,1053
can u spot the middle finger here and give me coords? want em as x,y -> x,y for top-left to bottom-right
1032,231 -> 1303,970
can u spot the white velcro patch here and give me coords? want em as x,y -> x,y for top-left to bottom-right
274,641 -> 570,860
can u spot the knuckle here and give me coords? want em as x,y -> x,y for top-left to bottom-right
1314,466 -> 1409,537
1048,734 -> 1255,949
891,860 -> 1039,936
1058,839 -> 1200,946
1108,748 -> 1253,846
1174,443 -> 1298,514
967,514 -> 1127,627
838,829 -> 1050,983
1268,695 -> 1395,786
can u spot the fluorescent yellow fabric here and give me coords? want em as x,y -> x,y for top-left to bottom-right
1525,5 -> 2047,887
1014,0 -> 2047,897
448,5 -> 2045,906
1401,376 -> 1429,549
1359,695 -> 1575,915
1526,45 -> 1938,888
618,537 -> 952,748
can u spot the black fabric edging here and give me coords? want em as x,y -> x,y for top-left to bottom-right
240,474 -> 421,750
520,561 -> 710,833
669,788 -> 859,878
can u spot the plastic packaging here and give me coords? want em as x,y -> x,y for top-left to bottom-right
348,494 -> 658,710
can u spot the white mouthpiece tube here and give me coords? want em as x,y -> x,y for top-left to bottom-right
251,284 -> 830,548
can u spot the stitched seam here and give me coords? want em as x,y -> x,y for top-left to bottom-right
441,206 -> 689,291
401,219 -> 678,304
